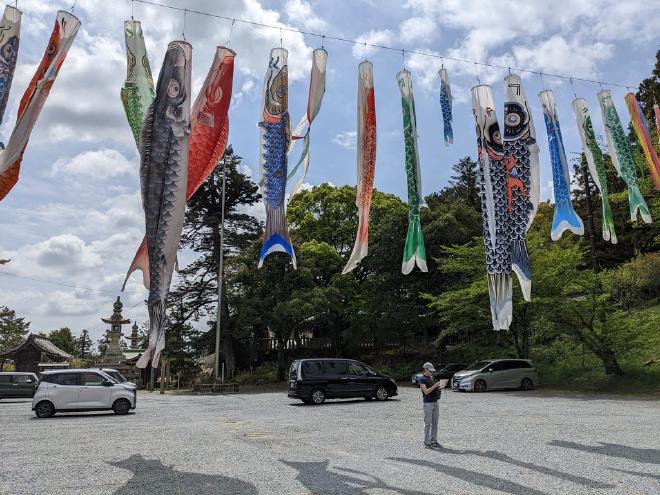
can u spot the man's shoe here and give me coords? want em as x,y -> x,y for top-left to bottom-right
430,442 -> 442,449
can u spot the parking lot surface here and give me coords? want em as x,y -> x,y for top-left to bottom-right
1,387 -> 658,494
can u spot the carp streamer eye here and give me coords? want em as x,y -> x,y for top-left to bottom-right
276,85 -> 286,98
47,43 -> 56,56
167,79 -> 180,98
506,113 -> 521,127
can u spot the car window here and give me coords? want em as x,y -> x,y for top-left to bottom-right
323,360 -> 348,375
301,361 -> 323,378
515,361 -> 532,369
490,362 -> 504,372
348,362 -> 369,376
53,373 -> 78,386
289,362 -> 299,380
14,375 -> 35,384
0,376 -> 11,383
464,361 -> 491,371
81,373 -> 106,386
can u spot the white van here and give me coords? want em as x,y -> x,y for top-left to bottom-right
32,369 -> 136,418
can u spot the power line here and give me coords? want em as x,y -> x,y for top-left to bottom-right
129,0 -> 636,90
0,271 -> 142,294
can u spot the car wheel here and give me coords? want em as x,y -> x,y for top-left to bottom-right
35,401 -> 55,418
113,399 -> 131,415
375,386 -> 389,401
521,378 -> 534,391
474,379 -> 487,392
310,388 -> 325,405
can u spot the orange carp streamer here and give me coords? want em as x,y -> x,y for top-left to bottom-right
343,61 -> 377,274
0,11 -> 80,201
625,92 -> 660,190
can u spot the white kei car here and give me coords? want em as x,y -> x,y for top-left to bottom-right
32,369 -> 136,418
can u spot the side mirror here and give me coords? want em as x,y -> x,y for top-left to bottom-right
488,368 -> 493,373
102,380 -> 114,387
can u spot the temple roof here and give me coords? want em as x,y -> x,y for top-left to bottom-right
0,334 -> 73,360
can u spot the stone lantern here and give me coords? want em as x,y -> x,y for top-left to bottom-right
101,296 -> 131,364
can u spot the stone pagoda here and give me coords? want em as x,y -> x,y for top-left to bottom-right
100,296 -> 131,364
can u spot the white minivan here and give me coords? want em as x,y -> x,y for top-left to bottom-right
32,369 -> 136,418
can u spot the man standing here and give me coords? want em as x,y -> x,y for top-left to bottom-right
419,362 -> 443,448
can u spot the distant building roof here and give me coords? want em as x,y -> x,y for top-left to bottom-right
0,334 -> 73,360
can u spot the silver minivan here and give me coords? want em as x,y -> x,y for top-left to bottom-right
451,359 -> 538,392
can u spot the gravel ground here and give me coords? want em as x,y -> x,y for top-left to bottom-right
0,387 -> 658,495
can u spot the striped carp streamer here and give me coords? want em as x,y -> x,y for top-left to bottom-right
0,5 -> 21,129
0,11 -> 80,201
503,74 -> 539,301
287,47 -> 327,200
598,90 -> 652,224
625,92 -> 660,190
472,84 -> 512,331
397,69 -> 428,275
124,46 -> 235,291
258,48 -> 296,268
120,19 -> 155,291
343,61 -> 377,274
439,68 -> 453,146
573,98 -> 617,244
539,90 -> 584,240
136,40 -> 192,369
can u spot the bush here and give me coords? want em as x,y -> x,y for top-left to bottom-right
605,253 -> 660,307
234,362 -> 278,385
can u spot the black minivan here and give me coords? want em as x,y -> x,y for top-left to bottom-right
288,358 -> 398,405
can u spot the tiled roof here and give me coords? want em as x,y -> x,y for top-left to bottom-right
0,334 -> 72,360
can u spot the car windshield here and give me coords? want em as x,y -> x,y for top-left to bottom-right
110,371 -> 127,382
463,360 -> 492,371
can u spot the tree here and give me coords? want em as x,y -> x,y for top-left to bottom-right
0,306 -> 30,353
48,327 -> 78,356
77,329 -> 92,359
169,145 -> 262,378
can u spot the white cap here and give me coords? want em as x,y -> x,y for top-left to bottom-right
423,362 -> 436,372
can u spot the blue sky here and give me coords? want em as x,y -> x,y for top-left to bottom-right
0,0 -> 658,342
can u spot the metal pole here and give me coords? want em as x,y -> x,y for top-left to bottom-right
214,162 -> 227,380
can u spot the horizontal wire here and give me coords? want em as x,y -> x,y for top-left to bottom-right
129,0 -> 636,90
0,271 -> 142,294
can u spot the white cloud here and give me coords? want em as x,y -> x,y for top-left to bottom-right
399,17 -> 436,44
51,149 -> 136,179
352,30 -> 395,59
332,131 -> 357,150
285,0 -> 328,31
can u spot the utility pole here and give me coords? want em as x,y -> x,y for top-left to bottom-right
214,162 -> 227,382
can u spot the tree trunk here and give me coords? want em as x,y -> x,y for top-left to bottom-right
276,337 -> 286,382
577,328 -> 624,376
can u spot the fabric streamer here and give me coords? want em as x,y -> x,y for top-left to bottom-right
397,69 -> 427,275
503,74 -> 539,301
538,90 -> 584,240
343,61 -> 376,274
258,48 -> 296,268
120,19 -> 155,147
598,90 -> 652,224
472,84 -> 512,331
573,98 -> 617,244
124,46 -> 235,291
625,92 -> 660,190
0,5 -> 21,130
654,103 -> 660,147
439,68 -> 453,146
120,19 -> 155,291
136,40 -> 192,369
286,47 -> 327,201
0,10 -> 80,201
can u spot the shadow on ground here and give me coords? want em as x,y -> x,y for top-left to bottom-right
282,459 -> 430,495
419,446 -> 613,489
109,454 -> 258,495
389,457 -> 548,495
549,440 -> 660,465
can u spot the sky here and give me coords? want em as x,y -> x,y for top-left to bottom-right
0,0 -> 657,345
